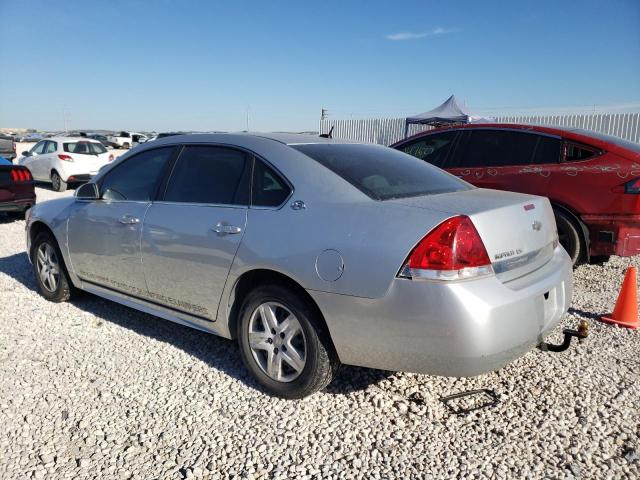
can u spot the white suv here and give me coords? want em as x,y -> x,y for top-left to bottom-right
18,137 -> 114,191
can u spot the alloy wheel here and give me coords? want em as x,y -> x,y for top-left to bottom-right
248,301 -> 307,382
36,242 -> 60,292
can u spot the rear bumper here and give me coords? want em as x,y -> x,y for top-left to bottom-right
583,214 -> 640,257
0,199 -> 35,212
309,245 -> 573,376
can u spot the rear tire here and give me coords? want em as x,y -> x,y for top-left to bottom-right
51,171 -> 67,192
123,142 -> 130,149
554,209 -> 584,265
31,232 -> 72,303
237,284 -> 339,398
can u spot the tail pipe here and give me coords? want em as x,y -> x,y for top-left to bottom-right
538,319 -> 589,353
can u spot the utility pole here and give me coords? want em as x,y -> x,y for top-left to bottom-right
63,107 -> 70,132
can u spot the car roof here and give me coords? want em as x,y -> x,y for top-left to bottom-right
147,132 -> 359,148
45,136 -> 102,142
394,123 -> 639,157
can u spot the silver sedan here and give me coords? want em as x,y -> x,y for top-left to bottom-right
25,133 -> 572,398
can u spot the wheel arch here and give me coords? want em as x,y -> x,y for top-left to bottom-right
224,268 -> 337,353
28,220 -> 57,258
549,201 -> 590,260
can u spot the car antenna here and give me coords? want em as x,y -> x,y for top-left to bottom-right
319,126 -> 334,139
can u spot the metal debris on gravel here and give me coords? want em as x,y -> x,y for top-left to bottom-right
0,186 -> 638,479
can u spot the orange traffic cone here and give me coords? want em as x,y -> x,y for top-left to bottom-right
601,266 -> 639,329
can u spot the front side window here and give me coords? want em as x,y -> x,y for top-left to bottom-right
292,143 -> 470,201
252,159 -> 291,207
100,147 -> 175,201
163,146 -> 250,205
399,131 -> 457,168
452,130 -> 538,168
31,141 -> 46,155
64,142 -> 107,155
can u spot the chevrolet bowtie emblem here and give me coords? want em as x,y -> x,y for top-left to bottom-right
532,221 -> 542,231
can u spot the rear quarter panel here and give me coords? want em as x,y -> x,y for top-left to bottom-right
546,152 -> 640,215
229,199 -> 451,300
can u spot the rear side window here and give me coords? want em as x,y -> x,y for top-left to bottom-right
452,130 -> 538,168
292,143 -> 470,201
164,146 -> 250,205
100,147 -> 175,201
252,159 -> 291,207
564,142 -> 598,162
398,131 -> 457,168
532,136 -> 561,164
64,142 -> 107,154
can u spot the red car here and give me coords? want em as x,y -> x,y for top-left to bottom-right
0,157 -> 36,219
392,124 -> 640,264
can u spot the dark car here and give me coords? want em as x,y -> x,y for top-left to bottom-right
0,134 -> 16,161
0,156 -> 36,218
87,134 -> 119,149
392,124 -> 640,264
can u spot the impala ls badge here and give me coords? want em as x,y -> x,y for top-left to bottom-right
532,221 -> 542,231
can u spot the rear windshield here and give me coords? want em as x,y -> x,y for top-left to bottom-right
570,129 -> 640,154
63,142 -> 107,155
292,143 -> 471,200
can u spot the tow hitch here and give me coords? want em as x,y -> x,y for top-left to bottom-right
538,319 -> 589,352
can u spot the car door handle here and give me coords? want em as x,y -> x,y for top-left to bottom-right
213,222 -> 242,234
118,215 -> 140,225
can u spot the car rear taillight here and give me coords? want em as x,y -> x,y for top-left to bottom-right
58,154 -> 74,162
10,169 -> 31,183
398,215 -> 493,281
624,177 -> 640,194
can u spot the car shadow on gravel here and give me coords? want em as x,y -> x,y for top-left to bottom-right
0,251 -> 392,396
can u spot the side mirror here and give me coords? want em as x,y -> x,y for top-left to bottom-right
22,151 -> 32,156
75,182 -> 99,200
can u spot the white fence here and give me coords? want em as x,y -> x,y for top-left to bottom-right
319,112 -> 640,146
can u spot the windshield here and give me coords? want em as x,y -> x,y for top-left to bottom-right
63,141 -> 107,155
292,143 -> 471,200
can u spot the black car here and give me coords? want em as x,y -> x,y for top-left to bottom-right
0,157 -> 35,218
87,134 -> 118,149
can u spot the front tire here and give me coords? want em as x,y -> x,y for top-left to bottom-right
31,232 -> 72,302
51,171 -> 67,192
555,209 -> 584,265
237,284 -> 339,398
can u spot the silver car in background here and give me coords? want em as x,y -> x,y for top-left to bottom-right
25,133 -> 572,398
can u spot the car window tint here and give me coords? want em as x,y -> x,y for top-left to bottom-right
64,142 -> 107,154
452,130 -> 538,168
399,131 -> 457,168
532,136 -> 561,164
564,142 -> 597,162
292,143 -> 470,201
32,141 -> 46,154
45,141 -> 57,154
100,147 -> 174,201
164,146 -> 250,205
252,159 -> 291,207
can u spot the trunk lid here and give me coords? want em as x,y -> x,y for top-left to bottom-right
390,188 -> 558,282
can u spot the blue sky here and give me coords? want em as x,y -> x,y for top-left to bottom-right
1,0 -> 638,132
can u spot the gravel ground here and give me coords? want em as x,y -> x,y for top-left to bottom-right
1,186 -> 639,479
